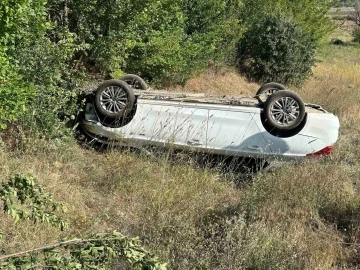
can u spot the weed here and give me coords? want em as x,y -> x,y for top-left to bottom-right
0,22 -> 360,270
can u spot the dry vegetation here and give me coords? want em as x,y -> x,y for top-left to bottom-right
0,26 -> 360,269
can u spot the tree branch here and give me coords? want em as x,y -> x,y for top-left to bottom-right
0,236 -> 125,261
0,238 -> 82,261
350,1 -> 360,27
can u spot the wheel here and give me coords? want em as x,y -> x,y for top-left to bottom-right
264,90 -> 305,130
256,82 -> 286,96
120,74 -> 147,90
94,80 -> 135,119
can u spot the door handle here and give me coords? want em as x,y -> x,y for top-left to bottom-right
187,139 -> 203,146
247,145 -> 262,151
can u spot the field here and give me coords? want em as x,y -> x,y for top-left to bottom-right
328,7 -> 355,17
0,24 -> 360,269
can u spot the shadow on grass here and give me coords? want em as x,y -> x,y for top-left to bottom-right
74,123 -> 278,185
319,202 -> 360,266
130,146 -> 276,186
330,39 -> 360,47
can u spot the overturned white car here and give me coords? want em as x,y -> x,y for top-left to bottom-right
80,75 -> 339,163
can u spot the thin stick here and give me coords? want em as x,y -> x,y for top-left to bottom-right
0,236 -> 126,261
0,239 -> 82,261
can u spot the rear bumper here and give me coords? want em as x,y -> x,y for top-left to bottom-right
303,113 -> 340,146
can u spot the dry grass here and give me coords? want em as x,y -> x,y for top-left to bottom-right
168,69 -> 259,96
328,7 -> 355,17
329,20 -> 357,43
0,33 -> 360,269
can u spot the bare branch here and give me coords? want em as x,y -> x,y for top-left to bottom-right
349,1 -> 360,27
0,238 -> 82,261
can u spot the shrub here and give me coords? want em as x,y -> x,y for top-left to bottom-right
353,27 -> 360,42
0,174 -> 69,229
0,79 -> 35,130
47,0 -> 241,85
239,0 -> 335,45
236,15 -> 316,85
331,38 -> 347,45
14,27 -> 84,137
0,0 -> 46,129
0,174 -> 166,269
125,0 -> 240,84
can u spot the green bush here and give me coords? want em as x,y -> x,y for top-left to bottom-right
14,27 -> 84,137
0,79 -> 35,130
237,15 -> 316,85
0,0 -> 46,129
353,27 -> 360,43
0,0 -> 334,136
46,0 -> 241,85
0,174 -> 166,269
124,0 -> 241,84
239,0 -> 335,45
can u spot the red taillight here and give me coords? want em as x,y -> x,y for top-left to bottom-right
306,146 -> 333,158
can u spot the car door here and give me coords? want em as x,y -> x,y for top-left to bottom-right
121,101 -> 166,146
122,101 -> 209,149
148,102 -> 208,148
207,107 -> 272,156
171,104 -> 209,149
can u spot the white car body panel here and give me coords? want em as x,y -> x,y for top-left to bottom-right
82,96 -> 340,160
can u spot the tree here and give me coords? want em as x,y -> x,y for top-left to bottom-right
0,0 -> 48,128
237,0 -> 335,84
44,0 -> 241,84
349,1 -> 360,26
239,0 -> 336,44
237,14 -> 316,84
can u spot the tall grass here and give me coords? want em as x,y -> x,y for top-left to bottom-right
0,43 -> 360,269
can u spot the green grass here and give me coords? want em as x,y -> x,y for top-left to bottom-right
329,28 -> 355,43
318,43 -> 360,64
328,7 -> 354,17
1,27 -> 360,270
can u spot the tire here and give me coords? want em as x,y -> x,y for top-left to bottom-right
256,82 -> 286,96
264,90 -> 305,130
95,80 -> 135,119
120,74 -> 147,90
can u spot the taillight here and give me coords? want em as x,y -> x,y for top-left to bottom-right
306,146 -> 333,158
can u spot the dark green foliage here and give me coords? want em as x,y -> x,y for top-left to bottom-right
237,15 -> 317,85
45,0 -> 241,85
0,174 -> 166,269
0,80 -> 35,130
0,0 -> 335,134
120,0 -> 187,83
239,0 -> 336,45
353,27 -> 360,42
0,232 -> 166,269
0,174 -> 69,229
0,0 -> 46,129
126,0 -> 240,84
15,27 -> 84,137
177,0 -> 241,82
